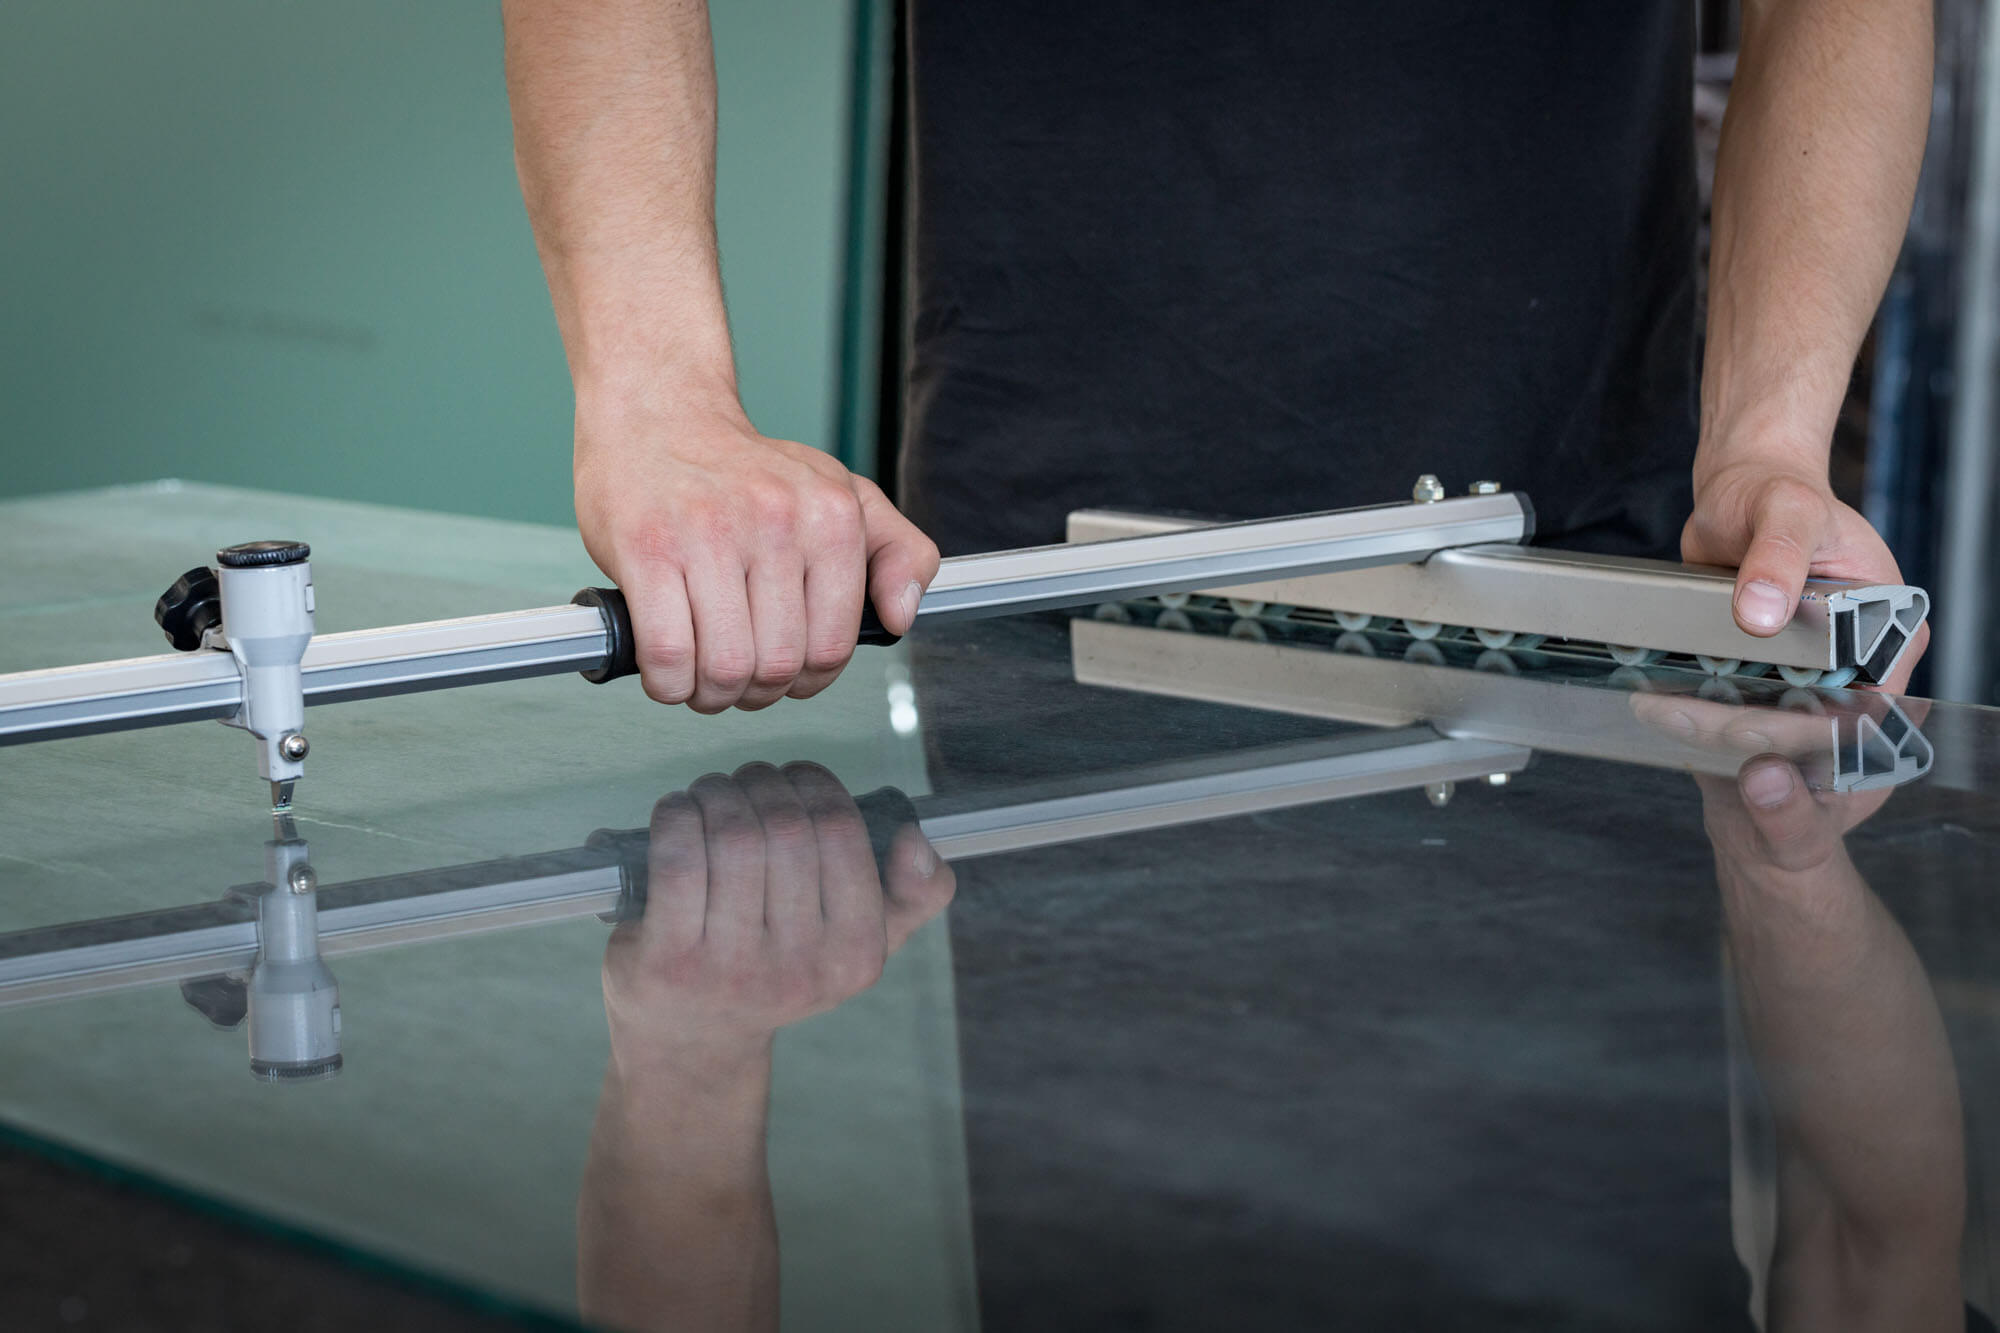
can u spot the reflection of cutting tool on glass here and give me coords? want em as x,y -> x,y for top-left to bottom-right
171,815 -> 342,1082
0,724 -> 1536,1076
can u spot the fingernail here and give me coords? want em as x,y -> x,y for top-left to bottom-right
1741,762 -> 1795,809
1661,709 -> 1697,741
914,841 -> 938,876
1736,580 -> 1789,631
900,580 -> 923,626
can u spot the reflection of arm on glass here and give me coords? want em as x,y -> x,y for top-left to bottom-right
1696,755 -> 1962,1332
576,762 -> 955,1333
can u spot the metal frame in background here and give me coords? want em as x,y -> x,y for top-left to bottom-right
1939,0 -> 2000,705
1867,0 -> 2000,705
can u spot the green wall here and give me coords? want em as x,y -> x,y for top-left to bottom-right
0,1 -> 860,525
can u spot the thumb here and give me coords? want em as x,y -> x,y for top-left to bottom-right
854,476 -> 942,636
883,823 -> 955,953
1735,756 -> 1843,874
1731,485 -> 1825,637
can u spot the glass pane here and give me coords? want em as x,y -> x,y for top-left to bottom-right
4,484 -> 1997,1329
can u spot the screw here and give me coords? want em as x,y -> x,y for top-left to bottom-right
279,733 -> 310,762
1412,475 -> 1445,504
1425,780 -> 1455,807
288,863 -> 318,895
1469,480 -> 1501,495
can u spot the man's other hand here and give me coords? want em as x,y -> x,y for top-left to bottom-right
1682,460 -> 1928,692
575,397 -> 939,713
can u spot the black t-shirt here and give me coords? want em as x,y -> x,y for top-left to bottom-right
898,2 -> 1700,558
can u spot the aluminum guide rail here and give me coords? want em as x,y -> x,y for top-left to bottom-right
916,492 -> 1532,622
0,493 -> 1532,746
0,728 -> 1529,1007
0,604 -> 613,744
1066,509 -> 1931,684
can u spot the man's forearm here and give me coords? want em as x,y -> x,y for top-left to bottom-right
500,0 -> 938,712
577,1051 -> 779,1333
1699,0 -> 1932,475
502,0 -> 739,407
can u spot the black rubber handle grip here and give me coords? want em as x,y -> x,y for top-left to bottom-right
585,785 -> 921,920
572,587 -> 638,684
857,604 -> 902,647
575,586 -> 900,683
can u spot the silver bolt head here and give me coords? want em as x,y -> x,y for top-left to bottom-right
1412,474 -> 1446,504
1469,480 -> 1502,495
279,732 -> 310,762
287,863 -> 318,895
1424,780 -> 1455,807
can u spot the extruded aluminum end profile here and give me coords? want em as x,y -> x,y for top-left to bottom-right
1824,585 -> 1930,685
1066,509 -> 1931,685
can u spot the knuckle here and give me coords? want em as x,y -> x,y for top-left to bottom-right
802,791 -> 862,833
826,949 -> 884,995
748,482 -> 798,536
758,806 -> 813,845
709,822 -> 764,864
625,523 -> 684,571
807,487 -> 864,541
639,637 -> 694,675
775,973 -> 820,1013
752,648 -> 806,688
686,498 -> 737,549
704,649 -> 755,690
1757,477 -> 1829,526
731,761 -> 782,791
804,640 -> 853,674
786,676 -> 830,701
641,673 -> 694,706
638,642 -> 695,703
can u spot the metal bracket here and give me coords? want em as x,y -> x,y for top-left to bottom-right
1066,509 -> 1931,685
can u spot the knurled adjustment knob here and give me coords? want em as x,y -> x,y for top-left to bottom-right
154,566 -> 223,652
217,540 -> 311,569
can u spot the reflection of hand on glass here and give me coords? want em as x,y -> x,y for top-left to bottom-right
1696,758 -> 1963,1331
577,762 -> 955,1333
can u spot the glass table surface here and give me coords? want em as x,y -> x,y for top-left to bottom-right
3,483 -> 1999,1331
